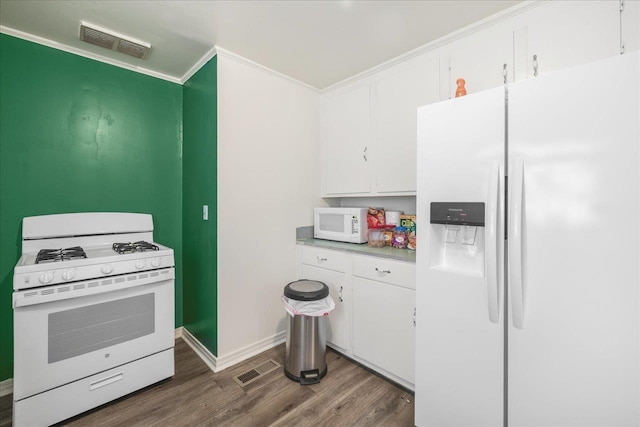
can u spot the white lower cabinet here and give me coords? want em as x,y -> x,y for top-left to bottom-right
352,277 -> 416,386
297,245 -> 416,389
300,264 -> 348,351
351,255 -> 416,386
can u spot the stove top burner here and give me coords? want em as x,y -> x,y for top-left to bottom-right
112,241 -> 160,254
35,246 -> 87,264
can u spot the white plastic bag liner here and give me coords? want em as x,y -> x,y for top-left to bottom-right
282,294 -> 335,317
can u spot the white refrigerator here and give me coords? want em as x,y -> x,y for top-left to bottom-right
415,51 -> 639,426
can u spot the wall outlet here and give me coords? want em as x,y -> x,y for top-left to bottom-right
203,205 -> 208,221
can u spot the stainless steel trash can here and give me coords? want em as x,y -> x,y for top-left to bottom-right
283,280 -> 329,385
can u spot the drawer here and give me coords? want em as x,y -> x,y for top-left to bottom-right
301,246 -> 347,273
352,254 -> 416,289
13,348 -> 173,427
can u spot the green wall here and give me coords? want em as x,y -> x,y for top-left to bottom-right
0,34 -> 184,381
182,57 -> 218,355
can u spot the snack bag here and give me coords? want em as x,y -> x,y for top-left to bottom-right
401,215 -> 416,250
367,207 -> 385,229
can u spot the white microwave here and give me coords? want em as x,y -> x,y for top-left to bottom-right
313,207 -> 368,243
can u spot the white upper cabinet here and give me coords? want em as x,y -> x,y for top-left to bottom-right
512,1 -> 620,80
622,0 -> 640,54
446,22 -> 514,97
323,84 -> 372,195
374,55 -> 440,194
319,1 -> 624,198
322,53 -> 441,197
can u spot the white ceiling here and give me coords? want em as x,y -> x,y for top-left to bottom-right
0,0 -> 522,89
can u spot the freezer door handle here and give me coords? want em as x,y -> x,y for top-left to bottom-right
509,159 -> 525,329
486,163 -> 500,323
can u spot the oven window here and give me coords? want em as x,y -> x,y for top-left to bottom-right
48,293 -> 155,363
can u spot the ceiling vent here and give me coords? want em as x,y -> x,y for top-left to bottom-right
79,21 -> 151,59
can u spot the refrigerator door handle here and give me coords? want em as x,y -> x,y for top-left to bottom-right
486,163 -> 500,323
509,159 -> 525,329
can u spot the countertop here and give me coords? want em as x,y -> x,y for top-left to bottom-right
296,238 -> 416,263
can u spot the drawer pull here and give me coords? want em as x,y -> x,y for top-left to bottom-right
375,268 -> 391,274
316,256 -> 328,261
339,286 -> 343,302
90,373 -> 123,391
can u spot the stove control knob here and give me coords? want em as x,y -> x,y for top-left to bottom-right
39,272 -> 54,284
101,264 -> 114,275
62,269 -> 76,281
151,258 -> 160,268
135,259 -> 146,270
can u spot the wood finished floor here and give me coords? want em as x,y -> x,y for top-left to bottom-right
0,338 -> 415,426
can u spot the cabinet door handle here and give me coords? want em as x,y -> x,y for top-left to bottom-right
362,146 -> 368,162
413,307 -> 416,327
375,267 -> 391,274
339,286 -> 343,302
316,256 -> 328,261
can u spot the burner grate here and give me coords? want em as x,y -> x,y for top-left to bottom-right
112,241 -> 159,254
36,247 -> 87,264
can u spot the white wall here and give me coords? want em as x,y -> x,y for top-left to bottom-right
216,52 -> 323,358
339,196 -> 417,216
213,0 -> 640,364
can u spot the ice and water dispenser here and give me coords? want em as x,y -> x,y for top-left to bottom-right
429,203 -> 485,276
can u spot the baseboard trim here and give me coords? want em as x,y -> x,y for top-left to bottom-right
215,331 -> 287,372
0,378 -> 13,397
180,327 -> 218,372
174,326 -> 184,339
180,327 -> 286,373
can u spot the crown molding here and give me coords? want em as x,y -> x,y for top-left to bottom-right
214,46 -> 321,93
0,25 -> 182,84
323,0 -> 546,92
2,0 -> 546,91
180,46 -> 218,84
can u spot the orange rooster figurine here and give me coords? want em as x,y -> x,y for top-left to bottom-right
455,78 -> 467,97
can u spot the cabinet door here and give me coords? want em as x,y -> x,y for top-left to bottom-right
301,265 -> 348,351
447,22 -> 513,97
323,84 -> 371,195
352,277 -> 415,384
516,1 -> 619,79
374,55 -> 440,194
622,0 -> 640,54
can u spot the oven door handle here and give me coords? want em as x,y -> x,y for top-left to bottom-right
90,373 -> 124,391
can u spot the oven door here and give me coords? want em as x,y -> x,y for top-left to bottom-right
13,275 -> 174,401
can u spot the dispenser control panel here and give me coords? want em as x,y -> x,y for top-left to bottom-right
430,202 -> 485,226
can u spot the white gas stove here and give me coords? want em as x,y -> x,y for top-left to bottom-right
12,212 -> 175,427
13,241 -> 174,308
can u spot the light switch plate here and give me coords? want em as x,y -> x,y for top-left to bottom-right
203,205 -> 208,221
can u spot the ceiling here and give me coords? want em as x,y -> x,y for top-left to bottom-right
0,0 -> 522,89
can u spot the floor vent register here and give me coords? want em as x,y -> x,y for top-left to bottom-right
233,359 -> 281,387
